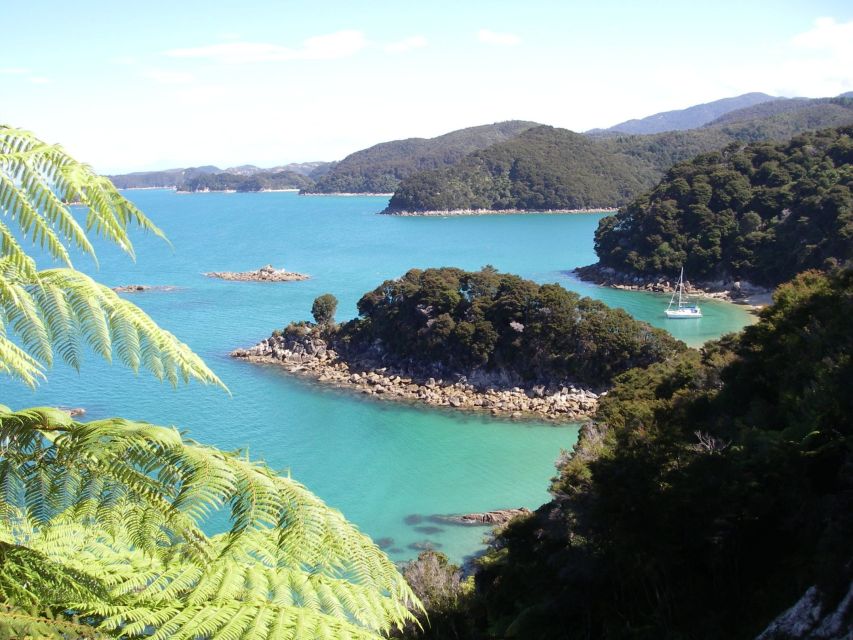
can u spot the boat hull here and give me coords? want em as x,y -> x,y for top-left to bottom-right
665,308 -> 702,318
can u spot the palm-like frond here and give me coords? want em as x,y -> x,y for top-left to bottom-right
0,126 -> 222,388
0,407 -> 421,638
0,126 -> 166,266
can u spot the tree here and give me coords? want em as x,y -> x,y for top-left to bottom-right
311,293 -> 339,326
0,126 -> 419,638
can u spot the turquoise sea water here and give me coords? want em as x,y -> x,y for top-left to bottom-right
1,191 -> 755,563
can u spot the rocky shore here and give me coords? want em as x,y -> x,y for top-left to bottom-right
574,263 -> 772,306
231,331 -> 599,422
205,264 -> 309,282
381,207 -> 617,217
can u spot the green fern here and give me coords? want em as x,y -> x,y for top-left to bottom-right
0,126 -> 220,388
0,407 -> 420,638
0,128 -> 422,637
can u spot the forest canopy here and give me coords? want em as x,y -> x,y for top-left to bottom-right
416,267 -> 853,639
336,267 -> 685,389
593,126 -> 853,286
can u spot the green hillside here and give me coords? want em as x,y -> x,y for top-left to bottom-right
593,126 -> 853,286
385,98 -> 853,214
303,121 -> 540,194
431,268 -> 853,640
179,170 -> 314,192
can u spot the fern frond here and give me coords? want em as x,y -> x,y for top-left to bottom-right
0,264 -> 225,388
0,407 -> 421,637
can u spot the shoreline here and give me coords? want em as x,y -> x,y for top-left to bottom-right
380,207 -> 618,217
231,332 -> 599,422
573,263 -> 773,310
117,186 -> 177,191
300,192 -> 395,197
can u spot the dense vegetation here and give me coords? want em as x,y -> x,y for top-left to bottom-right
406,268 -> 853,639
386,126 -> 656,211
180,169 -> 313,192
385,98 -> 853,213
594,126 -> 853,286
335,267 -> 685,389
304,121 -> 539,194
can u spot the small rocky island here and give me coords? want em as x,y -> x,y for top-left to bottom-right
111,285 -> 180,293
232,268 -> 685,421
205,264 -> 309,282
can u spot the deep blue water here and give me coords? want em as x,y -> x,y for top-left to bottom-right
0,191 -> 754,562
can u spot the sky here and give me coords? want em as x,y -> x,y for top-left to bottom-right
2,0 -> 852,173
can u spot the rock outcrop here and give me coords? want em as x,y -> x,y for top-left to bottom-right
205,264 -> 309,282
439,508 -> 532,526
756,582 -> 853,640
574,263 -> 771,304
231,329 -> 599,422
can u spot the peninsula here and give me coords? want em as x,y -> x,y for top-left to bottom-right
578,126 -> 853,293
232,267 -> 684,421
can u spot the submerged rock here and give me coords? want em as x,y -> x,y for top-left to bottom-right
374,537 -> 394,550
414,525 -> 445,535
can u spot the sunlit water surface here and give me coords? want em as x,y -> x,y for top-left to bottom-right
1,191 -> 755,562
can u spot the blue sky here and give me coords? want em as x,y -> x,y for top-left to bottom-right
2,0 -> 852,173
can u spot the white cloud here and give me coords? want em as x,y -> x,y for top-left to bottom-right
165,30 -> 367,64
0,67 -> 30,74
143,69 -> 195,85
383,35 -> 428,53
112,56 -> 139,66
477,29 -> 521,46
792,16 -> 853,58
29,77 -> 50,84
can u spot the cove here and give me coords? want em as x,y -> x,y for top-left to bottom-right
0,191 -> 755,562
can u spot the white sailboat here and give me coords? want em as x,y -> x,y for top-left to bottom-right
665,267 -> 702,318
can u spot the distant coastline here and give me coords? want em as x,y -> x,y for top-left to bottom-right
381,207 -> 618,217
300,192 -> 394,197
119,186 -> 177,191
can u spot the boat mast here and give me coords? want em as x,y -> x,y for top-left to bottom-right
678,266 -> 684,308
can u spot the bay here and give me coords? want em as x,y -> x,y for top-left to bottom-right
1,191 -> 755,562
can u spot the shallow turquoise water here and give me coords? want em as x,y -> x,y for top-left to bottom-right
0,191 -> 754,562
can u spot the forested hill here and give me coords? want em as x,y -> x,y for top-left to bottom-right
596,91 -> 779,135
337,266 -> 684,389
384,97 -> 853,214
178,170 -> 314,192
109,161 -> 331,190
302,120 -> 540,194
385,126 -> 657,212
591,126 -> 853,287
447,267 -> 853,640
